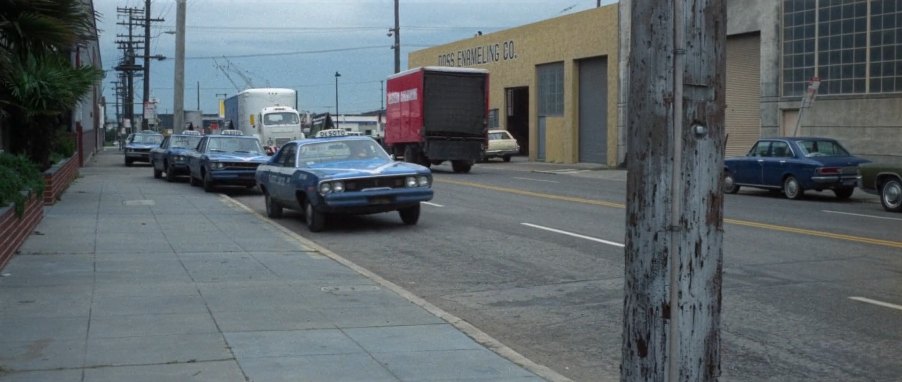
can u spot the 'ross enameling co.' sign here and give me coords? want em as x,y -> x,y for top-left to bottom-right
436,40 -> 519,67
387,89 -> 417,105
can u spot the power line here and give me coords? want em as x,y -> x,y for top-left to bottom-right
185,46 -> 386,60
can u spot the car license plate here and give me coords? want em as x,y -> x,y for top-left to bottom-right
370,196 -> 392,205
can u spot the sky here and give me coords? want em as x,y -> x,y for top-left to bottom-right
95,0 -> 616,121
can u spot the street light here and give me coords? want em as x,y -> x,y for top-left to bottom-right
334,71 -> 341,129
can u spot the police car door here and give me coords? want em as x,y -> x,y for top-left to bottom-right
273,143 -> 298,205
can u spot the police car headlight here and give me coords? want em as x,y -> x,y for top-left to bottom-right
405,176 -> 418,187
332,181 -> 344,192
319,182 -> 332,194
212,162 -> 224,169
175,155 -> 185,162
417,176 -> 430,187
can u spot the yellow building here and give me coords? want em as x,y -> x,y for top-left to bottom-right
408,5 -> 620,165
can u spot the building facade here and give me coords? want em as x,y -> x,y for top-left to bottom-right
408,5 -> 621,165
411,0 -> 902,165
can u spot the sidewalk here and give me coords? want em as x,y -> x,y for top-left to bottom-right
0,148 -> 557,382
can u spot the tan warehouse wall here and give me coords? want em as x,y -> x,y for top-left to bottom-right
408,6 -> 620,165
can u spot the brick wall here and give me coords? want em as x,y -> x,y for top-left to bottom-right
0,194 -> 43,270
43,156 -> 79,205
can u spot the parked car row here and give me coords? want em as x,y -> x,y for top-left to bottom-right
724,136 -> 901,212
137,129 -> 435,231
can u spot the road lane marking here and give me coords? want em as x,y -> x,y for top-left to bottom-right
823,210 -> 902,222
522,223 -> 625,248
423,202 -> 444,207
437,178 -> 902,250
849,296 -> 902,311
723,218 -> 902,249
513,177 -> 560,183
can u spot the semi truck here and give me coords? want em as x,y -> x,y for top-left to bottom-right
384,67 -> 489,173
223,88 -> 305,151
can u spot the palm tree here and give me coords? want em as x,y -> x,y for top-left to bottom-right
0,0 -> 102,169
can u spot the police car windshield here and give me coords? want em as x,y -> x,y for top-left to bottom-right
171,136 -> 201,149
132,134 -> 163,144
298,139 -> 389,164
206,137 -> 264,154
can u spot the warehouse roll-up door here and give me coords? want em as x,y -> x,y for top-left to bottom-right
725,33 -> 761,156
578,57 -> 607,164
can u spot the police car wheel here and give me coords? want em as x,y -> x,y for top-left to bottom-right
166,165 -> 176,182
203,172 -> 215,192
153,167 -> 162,179
189,174 -> 200,186
265,193 -> 283,218
305,202 -> 325,232
398,204 -> 420,225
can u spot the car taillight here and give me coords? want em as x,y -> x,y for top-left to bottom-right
816,167 -> 840,175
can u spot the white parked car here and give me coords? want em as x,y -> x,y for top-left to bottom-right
484,129 -> 520,162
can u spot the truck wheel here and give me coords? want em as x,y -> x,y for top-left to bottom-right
305,201 -> 326,232
403,145 -> 420,165
451,160 -> 473,173
398,204 -> 420,225
502,155 -> 512,162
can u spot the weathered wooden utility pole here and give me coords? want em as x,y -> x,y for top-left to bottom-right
621,0 -> 726,381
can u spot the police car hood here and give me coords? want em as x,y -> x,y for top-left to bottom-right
207,151 -> 269,162
307,159 -> 428,179
126,143 -> 158,149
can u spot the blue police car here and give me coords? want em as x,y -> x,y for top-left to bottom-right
255,131 -> 433,232
124,131 -> 164,166
150,132 -> 202,182
186,131 -> 270,192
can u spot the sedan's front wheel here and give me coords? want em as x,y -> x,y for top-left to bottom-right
305,201 -> 325,232
783,175 -> 804,200
880,178 -> 902,212
398,204 -> 421,225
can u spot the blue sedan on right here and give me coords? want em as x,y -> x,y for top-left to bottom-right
724,137 -> 869,200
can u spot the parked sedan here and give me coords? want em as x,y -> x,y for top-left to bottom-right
484,129 -> 520,162
150,132 -> 202,182
124,131 -> 164,166
859,162 -> 902,212
256,134 -> 433,232
186,132 -> 269,192
723,137 -> 869,200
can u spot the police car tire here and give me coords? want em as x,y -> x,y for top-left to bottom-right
203,172 -> 215,192
398,204 -> 420,225
153,167 -> 162,179
305,202 -> 325,232
265,193 -> 282,218
190,174 -> 200,186
166,165 -> 176,182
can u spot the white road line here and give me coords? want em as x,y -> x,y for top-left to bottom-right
522,223 -> 624,248
423,202 -> 444,207
849,296 -> 902,311
823,210 -> 902,222
513,177 -> 560,183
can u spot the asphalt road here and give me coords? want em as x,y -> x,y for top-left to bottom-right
225,157 -> 902,382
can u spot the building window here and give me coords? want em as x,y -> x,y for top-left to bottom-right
537,62 -> 564,116
488,108 -> 499,128
783,0 -> 902,96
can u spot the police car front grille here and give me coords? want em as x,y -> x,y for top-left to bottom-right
344,176 -> 406,191
224,162 -> 260,170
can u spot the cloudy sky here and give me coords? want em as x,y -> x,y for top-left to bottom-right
95,0 -> 616,119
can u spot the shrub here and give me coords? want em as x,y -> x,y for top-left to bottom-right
50,129 -> 76,163
0,153 -> 45,216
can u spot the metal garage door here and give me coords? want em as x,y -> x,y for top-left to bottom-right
578,57 -> 607,164
725,33 -> 761,156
